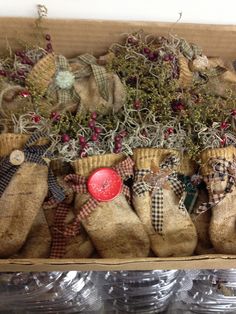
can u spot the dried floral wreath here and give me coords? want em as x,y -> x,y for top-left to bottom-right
1,10 -> 236,164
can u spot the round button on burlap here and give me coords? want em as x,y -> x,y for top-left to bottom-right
9,150 -> 25,166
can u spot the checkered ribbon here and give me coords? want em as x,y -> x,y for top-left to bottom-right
178,174 -> 200,214
0,132 -> 65,202
50,202 -> 71,258
133,154 -> 185,234
62,157 -> 134,237
47,55 -> 81,104
73,53 -> 109,101
196,157 -> 236,214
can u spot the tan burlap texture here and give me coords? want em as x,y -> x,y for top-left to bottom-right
71,153 -> 150,258
133,148 -> 197,257
0,133 -> 48,257
43,174 -> 94,258
200,146 -> 236,254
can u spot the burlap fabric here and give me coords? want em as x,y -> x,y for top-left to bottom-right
200,146 -> 236,254
0,133 -> 48,257
132,148 -> 197,257
69,153 -> 150,258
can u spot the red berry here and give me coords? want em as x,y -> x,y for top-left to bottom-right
91,133 -> 98,142
94,127 -> 101,134
17,69 -> 25,76
220,121 -> 229,129
88,119 -> 95,129
167,127 -> 174,134
143,47 -> 151,55
114,135 -> 122,142
79,136 -> 86,144
45,34 -> 51,41
148,52 -> 157,61
113,147 -> 122,153
91,112 -> 97,120
134,100 -> 141,110
32,115 -> 41,123
19,90 -> 30,98
115,142 -> 122,149
163,55 -> 170,61
0,70 -> 6,76
119,130 -> 128,138
231,109 -> 236,116
168,54 -> 174,61
220,136 -> 227,146
46,43 -> 52,50
61,134 -> 70,143
50,112 -> 61,121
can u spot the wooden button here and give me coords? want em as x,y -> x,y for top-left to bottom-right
87,168 -> 123,202
9,150 -> 25,166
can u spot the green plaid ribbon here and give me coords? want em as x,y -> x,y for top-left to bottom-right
73,53 -> 109,101
47,55 -> 80,104
178,38 -> 202,60
133,154 -> 186,234
178,174 -> 201,214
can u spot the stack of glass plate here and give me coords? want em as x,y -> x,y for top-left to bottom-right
168,269 -> 236,314
0,271 -> 102,314
103,270 -> 180,313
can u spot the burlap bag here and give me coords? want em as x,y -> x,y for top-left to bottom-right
0,133 -> 64,257
65,153 -> 150,258
132,148 -> 197,257
200,146 -> 236,254
43,173 -> 94,259
0,133 -> 47,257
191,189 -> 214,254
15,208 -> 51,258
70,53 -> 126,115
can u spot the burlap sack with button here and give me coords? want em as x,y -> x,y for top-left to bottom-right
15,207 -> 52,258
0,132 -> 64,257
132,148 -> 197,257
64,154 -> 150,258
43,161 -> 94,259
198,146 -> 236,254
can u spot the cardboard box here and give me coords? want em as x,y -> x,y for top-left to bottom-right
1,17 -> 236,271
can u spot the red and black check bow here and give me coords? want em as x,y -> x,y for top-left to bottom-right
49,156 -> 134,258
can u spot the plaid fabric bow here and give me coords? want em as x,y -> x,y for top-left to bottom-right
62,157 -> 134,237
72,53 -> 109,101
196,157 -> 236,214
47,55 -> 81,105
133,154 -> 185,234
0,132 -> 65,202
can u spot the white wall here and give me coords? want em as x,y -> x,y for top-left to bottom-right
0,0 -> 235,24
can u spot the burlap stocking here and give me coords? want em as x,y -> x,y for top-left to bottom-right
15,208 -> 51,258
199,146 -> 236,254
0,133 -> 64,257
44,175 -> 94,259
132,148 -> 197,257
64,154 -> 150,258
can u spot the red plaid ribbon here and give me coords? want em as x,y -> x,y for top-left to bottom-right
50,202 -> 71,258
196,157 -> 236,214
63,157 -> 134,237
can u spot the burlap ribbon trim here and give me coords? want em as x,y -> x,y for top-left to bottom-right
61,156 -> 134,237
0,132 -> 65,202
133,154 -> 185,234
47,55 -> 80,104
196,157 -> 236,214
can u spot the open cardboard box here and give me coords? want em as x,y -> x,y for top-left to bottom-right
1,17 -> 236,271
